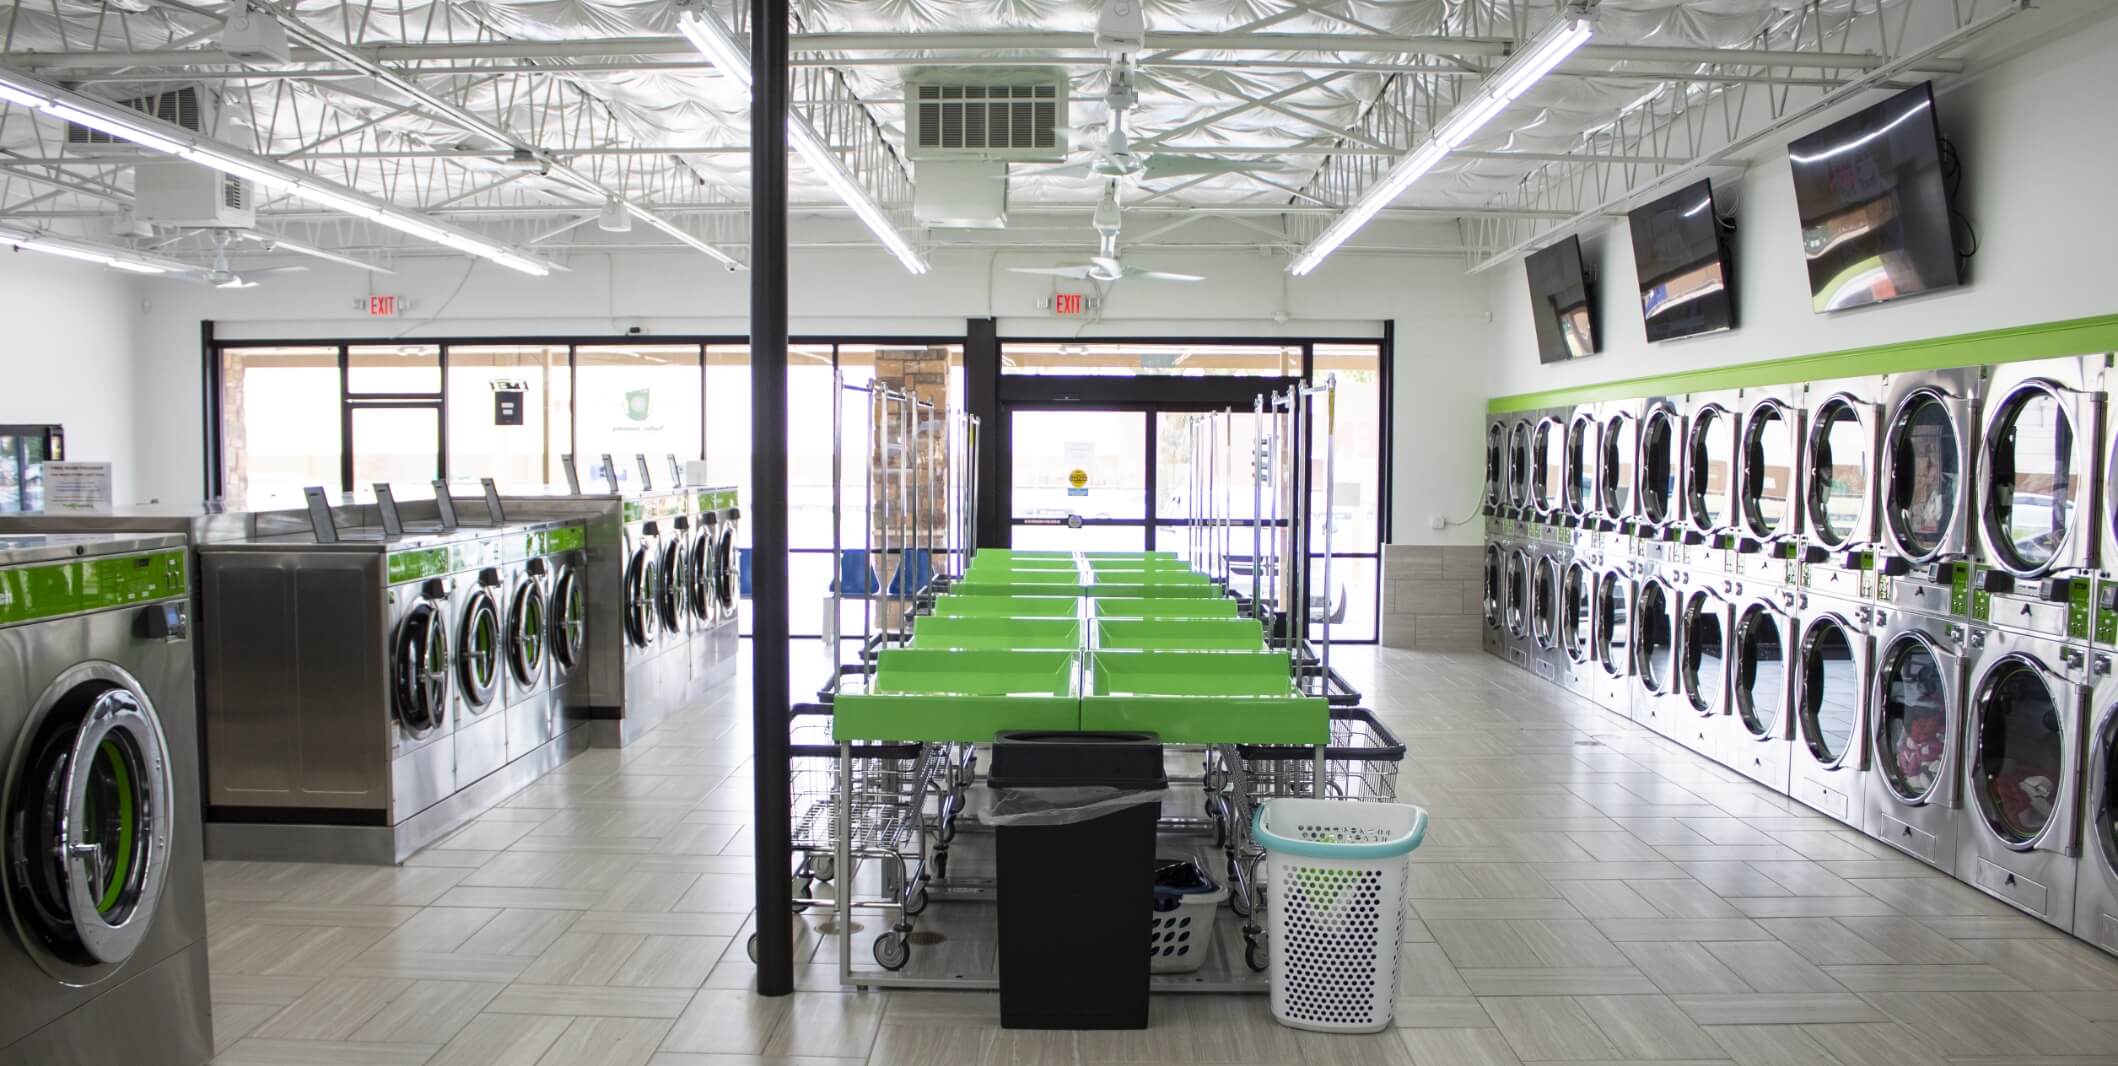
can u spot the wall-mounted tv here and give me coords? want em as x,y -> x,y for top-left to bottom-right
1788,81 -> 1961,313
1628,179 -> 1735,342
1525,234 -> 1598,364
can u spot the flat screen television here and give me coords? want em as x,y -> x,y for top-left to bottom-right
1525,235 -> 1598,364
1788,81 -> 1960,313
1628,179 -> 1735,342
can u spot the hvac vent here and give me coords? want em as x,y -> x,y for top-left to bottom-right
64,86 -> 207,150
904,68 -> 1067,163
135,163 -> 254,229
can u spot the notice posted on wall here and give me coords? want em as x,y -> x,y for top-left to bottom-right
42,462 -> 112,514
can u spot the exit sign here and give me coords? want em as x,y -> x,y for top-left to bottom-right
1053,292 -> 1085,316
367,295 -> 401,317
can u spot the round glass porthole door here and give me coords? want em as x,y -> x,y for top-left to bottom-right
1534,419 -> 1564,515
1875,633 -> 1951,804
688,531 -> 715,621
713,527 -> 738,612
1636,581 -> 1675,694
1531,555 -> 1560,650
1639,408 -> 1680,528
550,565 -> 586,675
1734,605 -> 1786,739
1807,397 -> 1871,550
1885,390 -> 1962,563
393,599 -> 451,735
1742,402 -> 1795,539
1799,617 -> 1860,765
459,588 -> 503,710
1485,423 -> 1505,509
2,669 -> 175,984
1504,551 -> 1528,638
1970,656 -> 2066,846
508,580 -> 548,687
1562,561 -> 1593,664
1602,413 -> 1638,521
1682,592 -> 1725,714
1983,384 -> 2078,576
1595,572 -> 1630,678
657,539 -> 688,634
1483,545 -> 1503,629
1508,422 -> 1532,509
1566,416 -> 1598,519
2095,714 -> 2118,877
624,545 -> 658,648
1687,405 -> 1736,532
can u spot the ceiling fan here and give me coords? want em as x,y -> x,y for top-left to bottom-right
1009,182 -> 1203,284
182,229 -> 310,288
1018,65 -> 1263,183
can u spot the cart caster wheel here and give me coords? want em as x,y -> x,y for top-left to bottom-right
1228,890 -> 1252,918
791,876 -> 813,913
1244,937 -> 1268,972
810,855 -> 835,883
873,933 -> 910,971
933,851 -> 949,880
940,818 -> 958,844
905,886 -> 929,916
745,933 -> 760,964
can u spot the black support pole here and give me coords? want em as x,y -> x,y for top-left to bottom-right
965,318 -> 1004,547
749,0 -> 795,998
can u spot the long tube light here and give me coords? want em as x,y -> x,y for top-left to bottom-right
0,223 -> 193,275
0,68 -> 554,277
678,9 -> 929,275
1288,8 -> 1594,276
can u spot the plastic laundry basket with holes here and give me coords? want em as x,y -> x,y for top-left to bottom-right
1252,797 -> 1429,1033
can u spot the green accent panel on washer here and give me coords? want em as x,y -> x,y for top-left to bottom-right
2094,578 -> 2118,645
2069,578 -> 2092,640
1487,314 -> 2118,413
0,548 -> 189,626
1969,565 -> 1993,622
1950,563 -> 1972,617
386,546 -> 451,583
543,525 -> 587,554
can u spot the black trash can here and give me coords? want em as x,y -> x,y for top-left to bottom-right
988,730 -> 1166,1030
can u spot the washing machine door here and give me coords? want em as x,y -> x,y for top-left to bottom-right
1531,553 -> 1561,651
687,530 -> 715,622
1600,411 -> 1638,524
1980,378 -> 2098,577
1565,412 -> 1600,523
1503,549 -> 1530,639
1733,600 -> 1793,741
712,523 -> 738,614
1507,421 -> 1533,512
656,537 -> 688,634
1484,421 -> 1506,512
1686,403 -> 1738,537
1532,417 -> 1565,519
1637,404 -> 1682,532
393,595 -> 451,736
1681,589 -> 1730,716
1805,393 -> 1877,551
507,577 -> 548,688
1872,628 -> 1961,809
624,541 -> 658,648
2,664 -> 175,984
1482,544 -> 1504,631
1967,651 -> 2083,853
1561,559 -> 1595,665
548,561 -> 586,679
458,583 -> 503,710
1797,611 -> 1870,771
1594,569 -> 1631,679
1882,386 -> 1975,564
1634,579 -> 1677,695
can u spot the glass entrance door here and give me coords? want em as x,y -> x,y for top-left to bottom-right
1008,410 -> 1148,550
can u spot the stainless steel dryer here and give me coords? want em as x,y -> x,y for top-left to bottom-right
1503,539 -> 1533,669
1597,399 -> 1644,537
1530,538 -> 1568,685
1683,390 -> 1742,573
1789,591 -> 1875,825
2075,654 -> 2118,955
1482,537 -> 1507,658
1485,416 -> 1508,516
1734,384 -> 1805,589
1863,606 -> 1970,874
1635,397 -> 1685,561
1876,367 -> 1982,617
1630,560 -> 1686,733
1722,587 -> 1799,794
1557,546 -> 1600,701
0,534 -> 210,1066
1531,409 -> 1568,527
1563,405 -> 1601,534
1506,415 -> 1535,519
1956,623 -> 2089,930
1975,356 -> 2104,639
1802,375 -> 1884,599
1668,569 -> 1734,757
1591,562 -> 1635,716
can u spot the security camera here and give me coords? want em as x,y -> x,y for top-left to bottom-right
724,260 -> 739,273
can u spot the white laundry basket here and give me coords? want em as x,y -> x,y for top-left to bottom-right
1253,797 -> 1429,1033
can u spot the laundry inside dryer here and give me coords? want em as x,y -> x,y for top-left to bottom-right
1974,660 -> 2067,844
1809,399 -> 1870,546
1877,636 -> 1951,798
1886,391 -> 1962,557
1986,388 -> 2078,571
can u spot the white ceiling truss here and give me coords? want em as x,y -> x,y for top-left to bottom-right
0,0 -> 2063,277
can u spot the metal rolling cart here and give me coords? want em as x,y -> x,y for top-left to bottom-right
1244,379 -> 1363,707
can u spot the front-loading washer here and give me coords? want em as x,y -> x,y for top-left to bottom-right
1630,561 -> 1687,733
451,552 -> 511,789
1734,384 -> 1805,589
1802,375 -> 1885,600
1956,623 -> 2090,930
1634,397 -> 1685,562
1591,562 -> 1635,716
1876,367 -> 1982,618
2074,654 -> 2118,955
1789,591 -> 1875,825
1668,569 -> 1734,757
1683,390 -> 1743,574
1863,606 -> 1971,874
1975,356 -> 2104,640
1722,586 -> 1799,794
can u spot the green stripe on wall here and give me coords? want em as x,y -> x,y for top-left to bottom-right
1486,313 -> 2118,413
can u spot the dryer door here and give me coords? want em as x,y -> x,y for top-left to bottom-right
1797,611 -> 1870,771
1686,404 -> 1738,537
1508,421 -> 1533,512
1872,629 -> 1962,809
2090,704 -> 2118,893
549,563 -> 586,678
624,543 -> 658,649
1681,589 -> 1731,717
507,579 -> 548,687
1561,559 -> 1595,665
1600,411 -> 1639,524
1504,549 -> 1530,639
1741,400 -> 1801,543
1882,386 -> 1974,564
1565,413 -> 1600,523
1482,544 -> 1504,632
393,598 -> 451,735
1967,652 -> 2084,854
458,587 -> 503,711
1484,421 -> 1505,512
1733,601 -> 1793,742
1638,406 -> 1682,533
1981,379 -> 2097,577
1532,417 -> 1565,519
1806,394 -> 1877,551
1634,579 -> 1677,695
2,665 -> 176,984
1531,553 -> 1562,651
1594,570 -> 1632,679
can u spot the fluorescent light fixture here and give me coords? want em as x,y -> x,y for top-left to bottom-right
108,259 -> 167,274
676,8 -> 927,274
0,225 -> 179,274
0,67 -> 554,277
1288,8 -> 1594,276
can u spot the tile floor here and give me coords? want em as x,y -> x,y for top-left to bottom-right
202,644 -> 2118,1065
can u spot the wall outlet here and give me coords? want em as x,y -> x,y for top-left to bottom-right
1428,515 -> 1447,531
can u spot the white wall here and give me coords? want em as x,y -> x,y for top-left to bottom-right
0,250 -> 144,504
1486,6 -> 2118,398
128,218 -> 1493,543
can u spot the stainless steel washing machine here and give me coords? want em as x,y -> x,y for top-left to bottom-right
1789,591 -> 1874,825
528,525 -> 590,756
1956,623 -> 2089,930
1683,390 -> 1743,573
1974,356 -> 2104,640
1722,586 -> 1799,794
1667,567 -> 1734,757
0,533 -> 210,1066
2074,655 -> 2118,955
1635,397 -> 1686,562
1802,375 -> 1884,599
1863,606 -> 1970,874
385,569 -> 456,823
1591,562 -> 1635,716
1734,384 -> 1805,589
1630,560 -> 1687,732
1876,367 -> 1982,617
451,548 -> 510,789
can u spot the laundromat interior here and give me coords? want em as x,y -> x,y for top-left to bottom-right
13,0 -> 2118,1063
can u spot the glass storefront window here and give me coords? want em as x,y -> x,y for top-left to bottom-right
446,345 -> 572,488
573,345 -> 702,491
1002,342 -> 1299,376
347,344 -> 440,394
220,346 -> 341,506
350,406 -> 441,489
